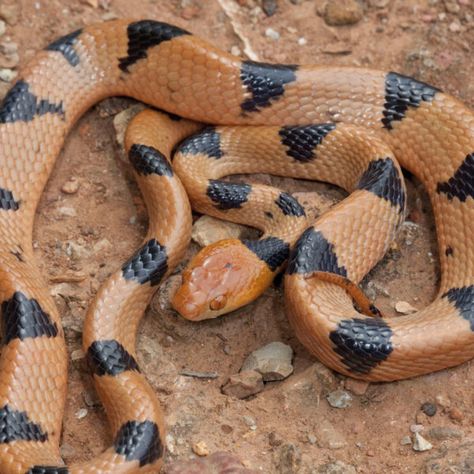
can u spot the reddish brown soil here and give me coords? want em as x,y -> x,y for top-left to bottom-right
1,0 -> 473,473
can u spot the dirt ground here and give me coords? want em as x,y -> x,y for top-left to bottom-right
1,0 -> 473,472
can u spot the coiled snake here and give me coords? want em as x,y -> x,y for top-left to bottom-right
0,19 -> 473,473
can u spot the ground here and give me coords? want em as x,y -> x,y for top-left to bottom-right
1,0 -> 473,472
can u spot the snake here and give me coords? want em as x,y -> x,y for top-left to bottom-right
0,17 -> 472,474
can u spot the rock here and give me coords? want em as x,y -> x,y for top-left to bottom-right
242,416 -> 257,431
57,206 -> 77,218
426,426 -> 464,441
222,370 -> 264,399
412,432 -> 432,452
0,41 -> 19,68
444,0 -> 460,13
192,441 -> 210,456
70,349 -> 85,361
265,27 -> 280,40
230,45 -> 241,56
307,434 -> 317,445
282,361 -> 337,396
277,444 -> 301,473
61,177 -> 80,194
421,402 -> 437,417
315,420 -> 347,449
344,378 -> 369,395
318,460 -> 357,474
297,37 -> 307,46
0,3 -> 20,25
449,407 -> 464,422
75,408 -> 88,420
394,301 -> 417,314
400,436 -> 412,445
269,431 -> 284,447
410,424 -> 424,433
167,451 -> 257,473
0,20 -> 5,36
60,443 -> 76,459
323,0 -> 364,26
113,104 -> 145,149
192,215 -> 248,247
0,67 -> 16,82
435,394 -> 450,409
449,21 -> 461,33
241,342 -> 293,381
326,390 -> 353,409
262,0 -> 278,16
82,390 -> 100,407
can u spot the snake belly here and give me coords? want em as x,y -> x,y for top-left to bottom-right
0,18 -> 473,473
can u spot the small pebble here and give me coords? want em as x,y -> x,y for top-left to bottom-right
265,27 -> 280,40
327,390 -> 353,409
0,67 -> 16,82
278,444 -> 302,472
421,402 -> 437,417
70,349 -> 85,361
0,3 -> 20,25
243,415 -> 257,430
323,0 -> 364,26
192,215 -> 248,247
262,0 -> 277,16
435,394 -> 450,409
449,21 -> 461,33
395,301 -> 417,314
427,426 -> 464,441
412,432 -> 432,452
192,441 -> 210,456
221,370 -> 264,399
60,443 -> 76,459
0,20 -> 5,36
75,408 -> 88,420
230,45 -> 241,56
449,407 -> 464,422
241,341 -> 293,381
400,435 -> 412,445
297,37 -> 307,46
318,461 -> 356,474
57,206 -> 77,218
410,424 -> 424,433
269,431 -> 283,447
307,434 -> 317,445
61,177 -> 80,194
344,378 -> 369,395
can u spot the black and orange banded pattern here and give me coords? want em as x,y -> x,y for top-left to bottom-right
2,292 -> 58,344
0,81 -> 64,124
0,17 -> 472,474
287,227 -> 347,277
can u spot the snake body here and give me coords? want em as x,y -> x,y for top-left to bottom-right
0,18 -> 473,473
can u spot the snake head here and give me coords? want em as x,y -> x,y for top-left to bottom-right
172,238 -> 274,321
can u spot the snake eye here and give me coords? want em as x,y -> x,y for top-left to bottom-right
209,295 -> 227,311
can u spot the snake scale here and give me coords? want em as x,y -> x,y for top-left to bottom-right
0,18 -> 473,473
